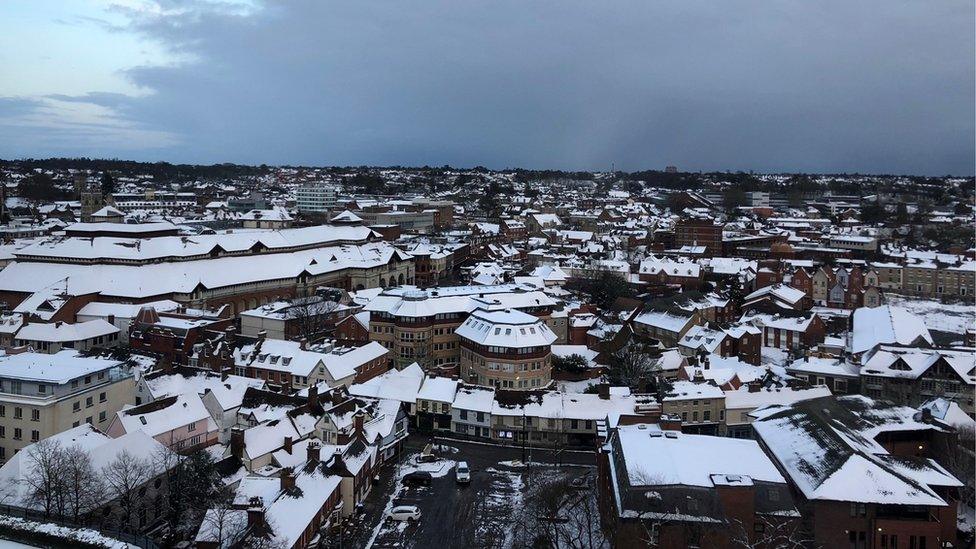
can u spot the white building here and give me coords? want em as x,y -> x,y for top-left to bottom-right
296,182 -> 338,213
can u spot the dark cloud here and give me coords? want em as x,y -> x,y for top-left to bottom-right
3,0 -> 974,174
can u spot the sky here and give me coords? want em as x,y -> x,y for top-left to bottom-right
0,0 -> 973,175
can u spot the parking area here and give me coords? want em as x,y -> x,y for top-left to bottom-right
339,436 -> 600,549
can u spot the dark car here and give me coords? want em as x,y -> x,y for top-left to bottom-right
402,471 -> 433,486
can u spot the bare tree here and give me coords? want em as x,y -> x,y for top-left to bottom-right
729,514 -> 817,549
287,296 -> 341,342
22,439 -> 68,517
102,449 -> 155,532
198,505 -> 250,548
62,444 -> 104,522
512,471 -> 608,549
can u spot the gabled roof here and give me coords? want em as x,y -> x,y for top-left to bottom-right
850,306 -> 933,354
751,395 -> 961,505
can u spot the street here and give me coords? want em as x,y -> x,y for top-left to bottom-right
336,435 -> 599,549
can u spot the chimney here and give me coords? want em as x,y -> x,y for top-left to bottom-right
597,384 -> 610,400
224,325 -> 236,347
307,384 -> 319,407
107,314 -> 116,326
283,436 -> 293,454
330,390 -> 344,406
280,467 -> 296,491
920,407 -> 933,423
299,337 -> 308,350
230,427 -> 245,459
660,414 -> 682,431
246,497 -> 264,528
331,447 -> 345,470
748,380 -> 761,393
258,329 -> 267,341
353,411 -> 365,437
307,440 -> 321,463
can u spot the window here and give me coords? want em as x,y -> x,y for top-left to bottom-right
0,405 -> 4,417
99,392 -> 107,403
187,421 -> 196,432
703,410 -> 711,421
99,411 -> 106,422
13,407 -> 22,419
73,402 -> 81,412
37,384 -> 46,395
31,410 -> 39,422
13,428 -> 21,440
86,397 -> 93,408
30,430 -> 38,442
0,426 -> 5,438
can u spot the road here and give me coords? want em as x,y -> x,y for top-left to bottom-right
335,434 -> 598,549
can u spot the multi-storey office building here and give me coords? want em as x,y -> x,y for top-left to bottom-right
365,284 -> 556,371
295,182 -> 338,213
0,350 -> 134,463
456,308 -> 557,390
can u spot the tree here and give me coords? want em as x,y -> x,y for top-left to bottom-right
606,342 -> 659,389
62,444 -> 104,522
22,439 -> 68,517
19,173 -> 66,201
103,450 -> 155,532
787,189 -> 804,208
287,296 -> 341,342
551,354 -> 590,376
895,202 -> 910,225
859,201 -> 885,224
158,448 -> 223,541
100,172 -> 116,195
722,186 -> 748,213
581,271 -> 634,310
729,515 -> 815,549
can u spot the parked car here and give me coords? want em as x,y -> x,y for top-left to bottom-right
455,461 -> 470,484
389,505 -> 421,522
403,471 -> 433,486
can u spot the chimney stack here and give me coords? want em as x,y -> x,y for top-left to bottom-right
660,414 -> 682,431
246,497 -> 264,528
280,467 -> 296,491
331,447 -> 344,470
307,384 -> 319,407
307,440 -> 321,463
597,384 -> 610,400
353,411 -> 365,438
258,329 -> 267,341
283,436 -> 293,454
230,427 -> 245,459
299,337 -> 308,350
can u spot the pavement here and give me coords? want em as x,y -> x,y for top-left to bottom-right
334,434 -> 598,549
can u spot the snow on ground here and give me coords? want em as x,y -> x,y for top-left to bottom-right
399,454 -> 457,478
557,377 -> 603,393
886,294 -> 975,335
0,515 -> 133,548
475,467 -> 524,548
959,502 -> 975,536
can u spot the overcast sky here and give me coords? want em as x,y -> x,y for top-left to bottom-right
0,0 -> 973,175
